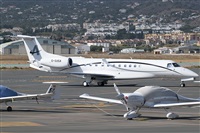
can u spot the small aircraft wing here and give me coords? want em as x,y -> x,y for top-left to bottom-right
0,93 -> 52,103
79,93 -> 123,104
153,101 -> 200,108
0,84 -> 59,103
65,72 -> 115,79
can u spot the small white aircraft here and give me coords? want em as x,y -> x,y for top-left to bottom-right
80,83 -> 200,120
17,35 -> 199,87
0,84 -> 60,111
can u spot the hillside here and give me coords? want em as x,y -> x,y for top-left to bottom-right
1,0 -> 200,28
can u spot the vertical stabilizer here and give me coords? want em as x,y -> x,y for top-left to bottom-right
17,35 -> 47,62
46,84 -> 60,100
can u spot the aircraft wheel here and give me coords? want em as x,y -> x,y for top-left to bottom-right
180,82 -> 185,87
7,106 -> 12,111
83,81 -> 89,87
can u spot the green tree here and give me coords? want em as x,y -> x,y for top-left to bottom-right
116,29 -> 127,39
179,24 -> 194,33
90,45 -> 103,52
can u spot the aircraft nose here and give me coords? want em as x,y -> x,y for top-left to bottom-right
182,68 -> 199,77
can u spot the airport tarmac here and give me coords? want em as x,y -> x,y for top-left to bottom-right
0,69 -> 200,133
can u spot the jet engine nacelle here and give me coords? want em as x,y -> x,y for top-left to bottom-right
40,57 -> 73,68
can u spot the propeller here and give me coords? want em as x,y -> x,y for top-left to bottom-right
113,83 -> 129,111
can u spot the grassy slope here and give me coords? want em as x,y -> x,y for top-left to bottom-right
0,54 -> 199,64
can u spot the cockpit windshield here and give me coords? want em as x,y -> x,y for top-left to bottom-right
172,63 -> 180,67
167,63 -> 180,68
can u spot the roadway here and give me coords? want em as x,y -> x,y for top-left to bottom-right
0,69 -> 199,133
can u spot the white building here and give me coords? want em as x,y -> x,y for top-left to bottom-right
87,42 -> 110,48
120,48 -> 144,53
73,43 -> 90,54
0,38 -> 75,55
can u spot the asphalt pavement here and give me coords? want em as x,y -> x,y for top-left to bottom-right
0,69 -> 199,133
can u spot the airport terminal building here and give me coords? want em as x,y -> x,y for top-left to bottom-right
0,38 -> 76,55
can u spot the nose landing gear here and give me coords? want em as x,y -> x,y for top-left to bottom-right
180,82 -> 185,87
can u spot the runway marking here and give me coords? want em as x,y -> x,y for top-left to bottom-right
0,122 -> 43,127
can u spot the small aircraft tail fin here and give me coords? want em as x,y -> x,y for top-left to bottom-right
46,84 -> 60,100
43,82 -> 68,100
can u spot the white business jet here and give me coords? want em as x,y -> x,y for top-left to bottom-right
17,35 -> 198,87
0,84 -> 60,111
80,83 -> 200,120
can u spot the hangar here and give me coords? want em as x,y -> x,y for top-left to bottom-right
0,38 -> 76,55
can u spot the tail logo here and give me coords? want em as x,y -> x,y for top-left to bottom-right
30,45 -> 40,55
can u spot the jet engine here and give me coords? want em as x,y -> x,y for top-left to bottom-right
40,57 -> 73,68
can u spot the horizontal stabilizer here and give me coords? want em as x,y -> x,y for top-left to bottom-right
17,35 -> 36,39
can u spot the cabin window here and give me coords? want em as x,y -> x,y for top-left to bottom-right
118,64 -> 121,67
95,64 -> 98,67
129,64 -> 132,67
134,65 -> 136,67
124,64 -> 126,67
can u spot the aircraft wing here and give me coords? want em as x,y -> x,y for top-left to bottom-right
63,72 -> 115,79
153,101 -> 200,108
79,93 -> 123,104
0,93 -> 52,103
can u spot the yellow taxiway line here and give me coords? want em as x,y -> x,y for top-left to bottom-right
0,122 -> 43,127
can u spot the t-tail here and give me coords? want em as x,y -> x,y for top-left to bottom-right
17,35 -> 73,72
17,35 -> 46,62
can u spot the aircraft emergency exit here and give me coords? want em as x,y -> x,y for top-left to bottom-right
17,35 -> 199,87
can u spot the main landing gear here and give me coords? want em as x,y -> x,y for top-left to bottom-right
82,80 -> 108,87
83,81 -> 90,87
165,108 -> 179,119
166,112 -> 179,119
6,106 -> 12,111
5,102 -> 13,111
